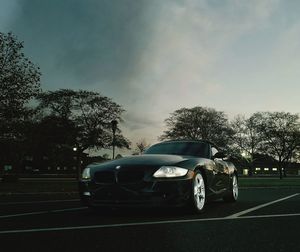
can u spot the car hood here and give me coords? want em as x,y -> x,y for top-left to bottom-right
87,154 -> 193,171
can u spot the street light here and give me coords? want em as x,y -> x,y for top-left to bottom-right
73,146 -> 80,179
241,151 -> 253,176
111,120 -> 118,159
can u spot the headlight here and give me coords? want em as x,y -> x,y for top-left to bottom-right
82,167 -> 91,180
153,166 -> 188,178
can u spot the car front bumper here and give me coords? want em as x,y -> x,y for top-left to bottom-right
79,172 -> 194,208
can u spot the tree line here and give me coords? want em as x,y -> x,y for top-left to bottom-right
0,32 -> 130,177
160,107 -> 300,179
1,32 -> 300,179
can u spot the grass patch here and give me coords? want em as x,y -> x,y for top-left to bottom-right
1,177 -> 300,194
239,177 -> 300,187
0,180 -> 78,193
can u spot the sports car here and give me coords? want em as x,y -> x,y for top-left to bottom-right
79,140 -> 238,212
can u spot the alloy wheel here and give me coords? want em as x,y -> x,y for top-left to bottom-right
232,174 -> 238,200
193,172 -> 206,211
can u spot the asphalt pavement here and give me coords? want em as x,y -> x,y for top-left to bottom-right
0,188 -> 299,252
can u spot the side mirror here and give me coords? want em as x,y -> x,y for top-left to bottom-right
213,151 -> 227,159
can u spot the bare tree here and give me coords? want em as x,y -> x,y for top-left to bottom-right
254,112 -> 300,179
135,138 -> 150,155
230,114 -> 263,176
0,32 -> 41,174
160,107 -> 233,148
38,89 -> 130,151
0,32 -> 41,121
37,89 -> 131,178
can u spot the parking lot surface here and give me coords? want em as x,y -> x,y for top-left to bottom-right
0,188 -> 299,251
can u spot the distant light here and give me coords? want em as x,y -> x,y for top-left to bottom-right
241,151 -> 247,157
73,147 -> 77,151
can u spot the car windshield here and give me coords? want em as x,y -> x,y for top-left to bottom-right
144,142 -> 209,158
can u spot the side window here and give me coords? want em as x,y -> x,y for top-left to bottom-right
202,143 -> 210,158
211,147 -> 219,158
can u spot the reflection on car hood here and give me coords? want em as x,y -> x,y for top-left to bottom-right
88,154 -> 191,170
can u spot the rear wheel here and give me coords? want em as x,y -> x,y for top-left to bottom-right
223,173 -> 238,202
190,171 -> 206,213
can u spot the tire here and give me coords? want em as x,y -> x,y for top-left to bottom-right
223,173 -> 238,202
190,170 -> 206,213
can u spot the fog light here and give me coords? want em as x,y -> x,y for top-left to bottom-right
83,192 -> 91,196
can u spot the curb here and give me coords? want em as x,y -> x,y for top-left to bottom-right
0,191 -> 79,196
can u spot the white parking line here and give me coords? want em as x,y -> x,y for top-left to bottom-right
0,199 -> 80,206
226,193 -> 300,218
0,207 -> 87,219
236,213 -> 300,219
0,212 -> 299,235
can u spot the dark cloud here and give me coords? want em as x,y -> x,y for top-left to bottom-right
10,0 -> 157,93
5,0 -> 294,146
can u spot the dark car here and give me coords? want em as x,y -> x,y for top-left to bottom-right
79,140 -> 238,212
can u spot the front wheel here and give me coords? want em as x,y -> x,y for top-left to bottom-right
190,171 -> 206,213
223,174 -> 238,202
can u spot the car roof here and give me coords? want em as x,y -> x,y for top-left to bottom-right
157,139 -> 216,146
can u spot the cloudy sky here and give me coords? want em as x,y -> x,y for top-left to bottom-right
1,0 -> 300,149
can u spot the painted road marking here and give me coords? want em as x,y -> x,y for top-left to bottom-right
0,193 -> 298,219
0,212 -> 299,235
0,199 -> 80,206
0,207 -> 87,219
226,193 -> 299,218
